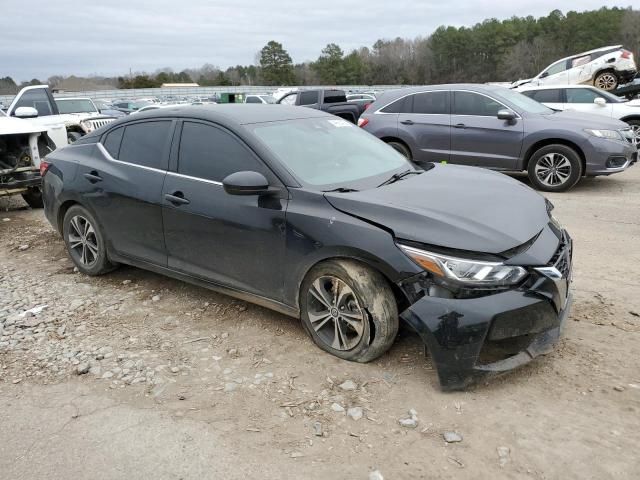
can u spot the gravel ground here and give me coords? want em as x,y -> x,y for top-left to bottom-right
1,168 -> 639,480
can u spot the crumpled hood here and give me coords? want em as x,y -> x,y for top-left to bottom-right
324,165 -> 550,255
542,110 -> 629,129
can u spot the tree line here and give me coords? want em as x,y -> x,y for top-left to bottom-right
1,7 -> 638,95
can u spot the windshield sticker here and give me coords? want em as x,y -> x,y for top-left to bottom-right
328,119 -> 352,128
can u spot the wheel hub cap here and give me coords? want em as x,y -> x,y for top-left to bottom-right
535,153 -> 572,187
68,215 -> 99,267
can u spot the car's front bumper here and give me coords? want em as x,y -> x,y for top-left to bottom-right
585,137 -> 637,176
399,233 -> 573,390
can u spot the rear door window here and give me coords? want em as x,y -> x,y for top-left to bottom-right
118,121 -> 172,169
566,88 -> 603,103
453,91 -> 503,116
178,121 -> 266,182
528,89 -> 563,103
411,91 -> 449,114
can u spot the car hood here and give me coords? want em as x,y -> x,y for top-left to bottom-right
324,165 -> 550,255
540,109 -> 629,129
0,115 -> 48,135
623,98 -> 640,107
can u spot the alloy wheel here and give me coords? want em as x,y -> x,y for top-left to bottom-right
534,153 -> 572,187
631,124 -> 640,147
306,276 -> 365,351
595,73 -> 617,90
68,215 -> 99,267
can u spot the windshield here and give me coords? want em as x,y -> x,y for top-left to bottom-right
55,99 -> 97,114
251,117 -> 410,188
259,95 -> 276,104
494,88 -> 554,114
597,89 -> 626,103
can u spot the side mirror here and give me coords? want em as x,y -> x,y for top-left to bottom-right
14,106 -> 39,118
497,109 -> 516,121
223,171 -> 270,196
594,97 -> 607,107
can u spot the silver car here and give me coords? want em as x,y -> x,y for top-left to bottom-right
359,84 -> 637,192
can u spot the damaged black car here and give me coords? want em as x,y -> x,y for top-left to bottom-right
41,105 -> 572,390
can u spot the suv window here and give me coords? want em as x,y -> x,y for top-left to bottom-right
570,55 -> 591,68
526,89 -> 563,103
118,121 -> 171,169
299,91 -> 318,105
453,91 -> 503,116
102,126 -> 124,158
12,89 -> 54,116
380,96 -> 410,114
544,60 -> 567,76
246,96 -> 261,104
279,94 -> 297,106
411,91 -> 449,114
178,122 -> 265,182
566,88 -> 603,104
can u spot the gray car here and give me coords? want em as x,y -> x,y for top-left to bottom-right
359,84 -> 637,191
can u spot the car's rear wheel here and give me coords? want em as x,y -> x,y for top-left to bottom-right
67,131 -> 82,143
300,259 -> 398,363
63,205 -> 116,275
527,144 -> 582,192
386,140 -> 412,160
594,71 -> 618,91
21,187 -> 43,208
626,119 -> 640,147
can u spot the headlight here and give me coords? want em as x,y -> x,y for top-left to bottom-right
80,120 -> 94,133
398,244 -> 527,287
584,129 -> 623,141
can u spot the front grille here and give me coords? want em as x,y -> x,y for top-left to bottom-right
88,119 -> 115,129
549,231 -> 572,278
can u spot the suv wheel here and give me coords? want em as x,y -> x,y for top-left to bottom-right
67,131 -> 82,143
627,119 -> 640,147
63,205 -> 116,275
386,141 -> 412,160
527,144 -> 582,192
594,71 -> 618,91
21,187 -> 44,209
300,260 -> 398,363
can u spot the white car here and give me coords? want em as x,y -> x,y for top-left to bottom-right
244,94 -> 276,104
519,85 -> 640,146
55,97 -> 118,141
512,45 -> 637,91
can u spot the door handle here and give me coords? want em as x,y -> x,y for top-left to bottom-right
165,192 -> 190,206
83,171 -> 102,183
454,123 -> 466,129
400,119 -> 414,125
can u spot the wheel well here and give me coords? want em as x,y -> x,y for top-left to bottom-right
297,256 -> 410,313
523,139 -> 586,175
620,116 -> 640,124
57,200 -> 78,234
66,126 -> 84,134
380,137 -> 412,156
594,68 -> 617,78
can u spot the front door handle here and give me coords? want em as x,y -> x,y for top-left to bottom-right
400,119 -> 414,125
454,123 -> 466,129
83,171 -> 102,183
165,191 -> 190,206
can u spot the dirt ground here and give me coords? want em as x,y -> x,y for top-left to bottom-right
1,167 -> 639,480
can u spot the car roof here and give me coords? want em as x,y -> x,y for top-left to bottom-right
377,84 -> 507,101
551,45 -> 623,64
123,104 -> 329,125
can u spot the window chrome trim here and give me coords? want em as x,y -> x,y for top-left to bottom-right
373,90 -> 442,115
96,142 -> 166,174
165,170 -> 223,186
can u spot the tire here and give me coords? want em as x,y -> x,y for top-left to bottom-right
626,119 -> 640,148
527,144 -> 582,192
386,140 -> 412,160
67,131 -> 82,143
21,187 -> 43,209
300,259 -> 399,363
62,205 -> 116,275
594,71 -> 618,91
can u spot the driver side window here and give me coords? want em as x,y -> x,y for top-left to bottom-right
12,89 -> 54,116
544,61 -> 567,77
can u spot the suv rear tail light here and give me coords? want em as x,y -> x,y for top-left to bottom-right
39,159 -> 51,177
621,50 -> 632,59
364,102 -> 372,110
357,117 -> 369,128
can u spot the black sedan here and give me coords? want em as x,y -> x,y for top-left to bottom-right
41,105 -> 573,389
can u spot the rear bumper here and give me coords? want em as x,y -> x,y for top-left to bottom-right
0,169 -> 41,195
617,69 -> 637,84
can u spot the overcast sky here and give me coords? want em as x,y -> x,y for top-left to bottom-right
3,0 -> 632,81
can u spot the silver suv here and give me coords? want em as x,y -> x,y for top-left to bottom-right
359,84 -> 637,192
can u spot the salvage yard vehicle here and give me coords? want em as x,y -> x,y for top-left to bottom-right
277,89 -> 361,123
0,109 -> 55,208
511,45 -> 637,91
42,105 -> 573,389
519,85 -> 640,146
359,84 -> 637,192
54,97 -> 118,141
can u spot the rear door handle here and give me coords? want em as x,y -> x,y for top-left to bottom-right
165,192 -> 190,206
454,123 -> 466,129
400,119 -> 414,125
83,171 -> 102,183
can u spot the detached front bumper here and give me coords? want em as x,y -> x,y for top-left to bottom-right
399,233 -> 573,390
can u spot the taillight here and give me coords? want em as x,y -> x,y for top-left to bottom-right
621,50 -> 631,59
39,160 -> 51,177
357,117 -> 369,128
364,102 -> 372,110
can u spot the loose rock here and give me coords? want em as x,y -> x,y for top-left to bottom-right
497,446 -> 511,467
443,431 -> 463,443
76,362 -> 90,375
339,379 -> 357,391
347,406 -> 363,421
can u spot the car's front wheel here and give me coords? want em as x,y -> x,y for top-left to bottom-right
386,140 -> 412,160
594,71 -> 618,91
626,119 -> 640,147
527,144 -> 582,192
67,131 -> 83,143
300,259 -> 398,363
63,205 -> 116,275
